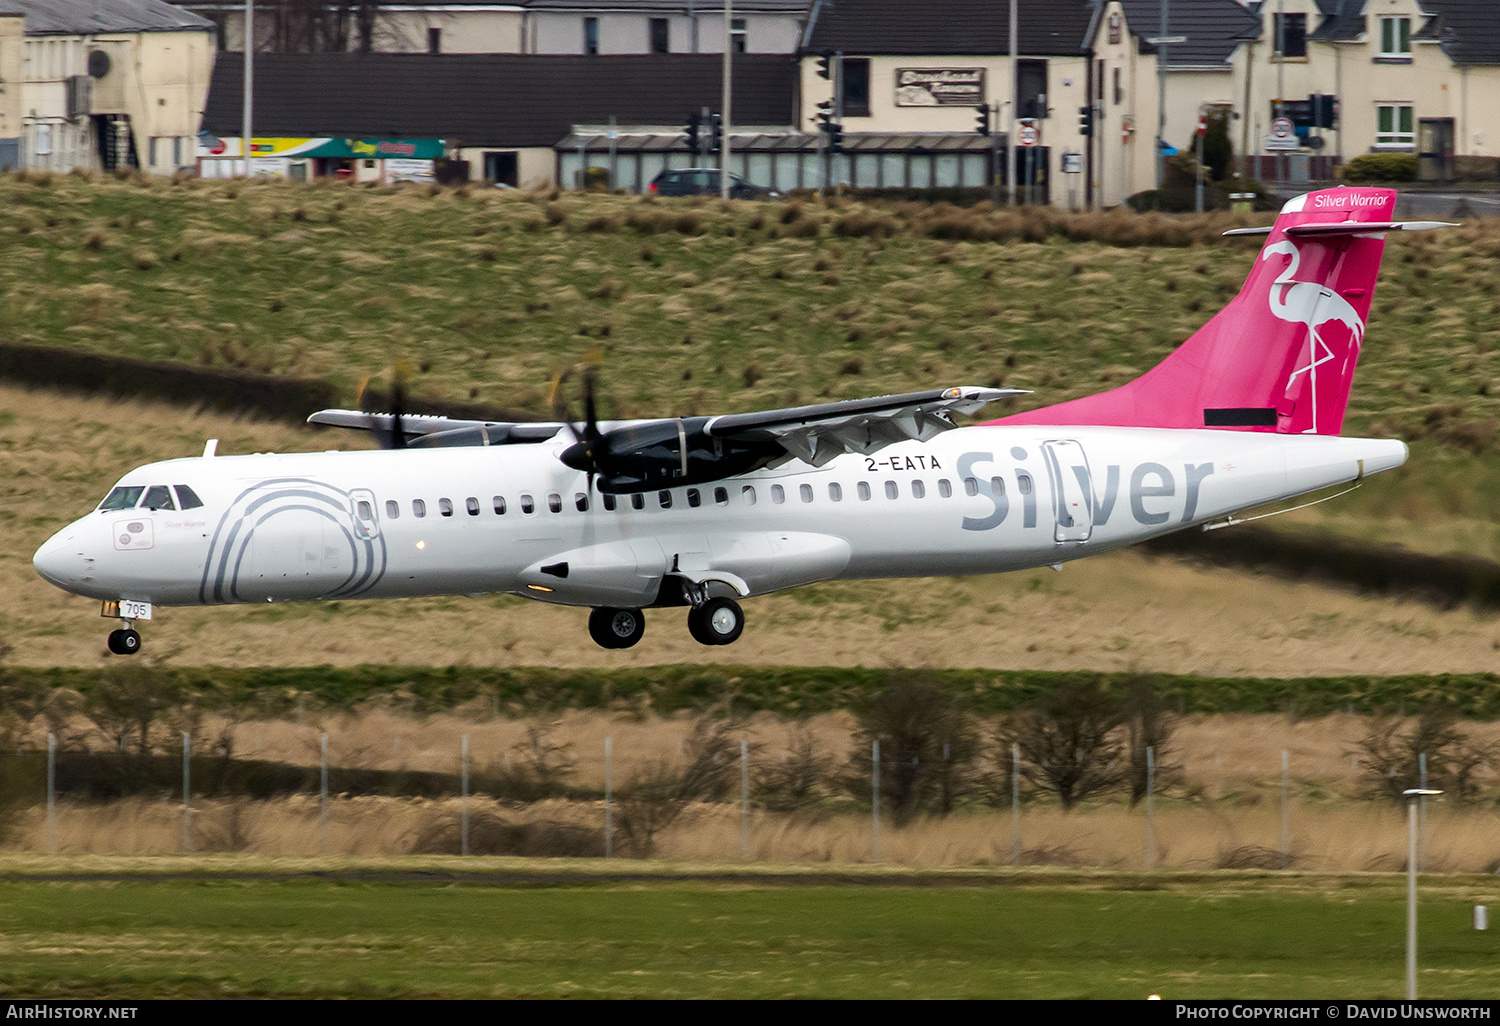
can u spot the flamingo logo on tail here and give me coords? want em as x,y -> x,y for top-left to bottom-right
1262,240 -> 1366,434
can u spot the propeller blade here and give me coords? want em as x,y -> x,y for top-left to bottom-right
389,364 -> 408,450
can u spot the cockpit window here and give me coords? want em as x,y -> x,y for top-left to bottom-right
142,485 -> 176,510
174,485 -> 204,510
99,486 -> 144,512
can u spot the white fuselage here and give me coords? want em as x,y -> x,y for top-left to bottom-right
33,426 -> 1407,611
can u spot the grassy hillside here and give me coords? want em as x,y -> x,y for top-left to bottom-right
2,171 -> 1497,448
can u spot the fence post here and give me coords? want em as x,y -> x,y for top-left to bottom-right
871,739 -> 880,863
461,734 -> 470,857
320,732 -> 329,855
604,737 -> 613,859
182,731 -> 191,854
740,738 -> 750,861
1011,742 -> 1021,866
1281,749 -> 1290,869
1146,745 -> 1155,869
46,732 -> 55,855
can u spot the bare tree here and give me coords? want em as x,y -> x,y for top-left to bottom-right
614,716 -> 746,857
1353,706 -> 1495,804
753,725 -> 833,813
999,674 -> 1124,810
1122,675 -> 1179,807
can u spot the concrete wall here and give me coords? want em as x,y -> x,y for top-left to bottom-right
0,15 -> 22,165
525,12 -> 801,54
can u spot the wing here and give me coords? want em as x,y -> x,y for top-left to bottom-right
306,409 -> 564,448
703,386 -> 1025,467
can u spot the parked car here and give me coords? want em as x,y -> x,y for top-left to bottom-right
648,168 -> 780,199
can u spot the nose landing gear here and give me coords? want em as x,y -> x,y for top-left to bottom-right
107,625 -> 141,655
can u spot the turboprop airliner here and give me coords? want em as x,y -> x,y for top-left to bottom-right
34,187 -> 1450,654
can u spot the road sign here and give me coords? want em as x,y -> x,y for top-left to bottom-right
1265,116 -> 1299,151
1061,152 -> 1083,174
1017,121 -> 1040,147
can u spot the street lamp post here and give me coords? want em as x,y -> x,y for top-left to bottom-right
1404,787 -> 1443,1000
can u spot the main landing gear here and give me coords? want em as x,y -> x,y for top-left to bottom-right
107,625 -> 141,655
585,597 -> 747,649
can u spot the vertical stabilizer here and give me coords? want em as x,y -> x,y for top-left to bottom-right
995,187 -> 1398,435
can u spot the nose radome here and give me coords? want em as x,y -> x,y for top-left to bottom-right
34,529 -> 84,589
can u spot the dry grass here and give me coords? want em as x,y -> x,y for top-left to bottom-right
10,709 -> 1500,870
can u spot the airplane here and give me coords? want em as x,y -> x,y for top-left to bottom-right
33,186 -> 1452,655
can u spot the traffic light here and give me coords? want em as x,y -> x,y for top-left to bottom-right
709,113 -> 723,153
816,99 -> 834,133
975,104 -> 990,136
685,111 -> 700,155
829,122 -> 843,153
1078,104 -> 1093,136
816,52 -> 832,80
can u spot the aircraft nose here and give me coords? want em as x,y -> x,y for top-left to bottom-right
34,527 -> 87,590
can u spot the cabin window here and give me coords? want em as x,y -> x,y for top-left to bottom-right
829,482 -> 842,501
466,497 -> 480,516
884,480 -> 899,500
799,483 -> 813,503
1018,473 -> 1033,494
741,485 -> 757,505
658,490 -> 673,509
548,493 -> 562,513
771,484 -> 785,504
143,485 -> 175,510
687,488 -> 701,508
938,479 -> 952,498
413,499 -> 427,518
493,496 -> 506,515
991,477 -> 1006,497
631,493 -> 645,510
385,500 -> 400,519
438,498 -> 454,517
964,477 -> 979,496
173,485 -> 205,510
603,493 -> 617,511
575,492 -> 589,512
857,481 -> 871,501
99,486 -> 144,511
357,500 -> 374,521
714,487 -> 729,505
520,494 -> 535,514
911,480 -> 926,499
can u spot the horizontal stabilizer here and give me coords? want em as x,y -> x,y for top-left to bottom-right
1223,220 -> 1457,238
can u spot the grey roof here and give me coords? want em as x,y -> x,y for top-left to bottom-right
1416,0 -> 1500,64
1117,0 -> 1262,67
202,52 -> 798,147
8,0 -> 211,34
804,0 -> 1096,56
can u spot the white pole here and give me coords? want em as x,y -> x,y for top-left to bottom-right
1011,741 -> 1021,866
1156,0 -> 1168,195
1281,750 -> 1290,869
241,0 -> 253,177
461,734 -> 469,857
740,738 -> 750,860
719,0 -> 732,199
46,732 -> 55,855
182,731 -> 191,853
1419,752 -> 1428,873
1408,796 -> 1419,999
871,739 -> 880,863
604,737 -> 613,858
1146,745 -> 1156,869
320,732 -> 328,855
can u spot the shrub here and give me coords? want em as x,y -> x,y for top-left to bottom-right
1352,706 -> 1495,803
1340,153 -> 1418,184
999,674 -> 1124,809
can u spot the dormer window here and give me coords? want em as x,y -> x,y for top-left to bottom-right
1380,16 -> 1411,59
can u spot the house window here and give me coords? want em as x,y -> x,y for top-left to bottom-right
730,18 -> 746,53
1380,16 -> 1411,59
427,28 -> 441,55
1273,13 -> 1306,59
584,17 -> 599,55
650,17 -> 669,53
1377,103 -> 1415,148
841,57 -> 870,117
1017,59 -> 1048,119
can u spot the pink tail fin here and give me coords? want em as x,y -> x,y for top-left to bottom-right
994,187 -> 1396,435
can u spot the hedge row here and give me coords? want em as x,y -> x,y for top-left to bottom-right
14,664 -> 1500,719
